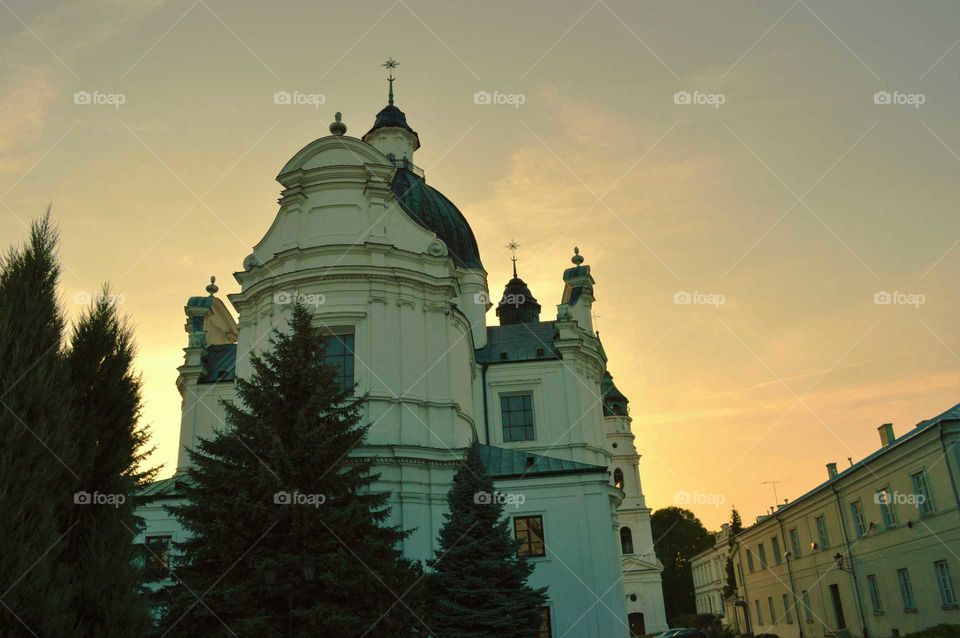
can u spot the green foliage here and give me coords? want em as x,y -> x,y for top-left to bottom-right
651,507 -> 713,621
904,625 -> 960,638
722,556 -> 737,598
729,507 -> 743,538
426,441 -> 548,638
156,304 -> 421,637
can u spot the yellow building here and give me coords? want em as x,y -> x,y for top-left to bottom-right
728,403 -> 960,637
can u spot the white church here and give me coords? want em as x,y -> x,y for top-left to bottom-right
136,65 -> 668,637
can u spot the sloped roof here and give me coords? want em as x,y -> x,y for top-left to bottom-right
199,343 -> 236,384
475,321 -> 560,364
138,471 -> 192,500
477,444 -> 606,479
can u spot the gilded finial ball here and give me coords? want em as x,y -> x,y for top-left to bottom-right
571,246 -> 584,265
329,111 -> 347,135
206,275 -> 219,295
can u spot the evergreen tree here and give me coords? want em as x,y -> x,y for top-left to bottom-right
427,441 -> 548,638
0,214 -> 79,637
650,506 -> 712,623
64,289 -> 155,637
157,303 -> 421,637
729,506 -> 743,539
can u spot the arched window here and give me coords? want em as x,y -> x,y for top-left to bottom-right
620,526 -> 634,554
613,468 -> 624,490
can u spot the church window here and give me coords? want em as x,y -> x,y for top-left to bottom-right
143,535 -> 172,581
500,393 -> 535,442
536,607 -> 552,637
514,515 -> 545,557
323,333 -> 355,390
613,468 -> 624,490
620,526 -> 634,554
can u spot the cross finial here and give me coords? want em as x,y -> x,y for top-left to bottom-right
382,57 -> 398,105
507,239 -> 520,277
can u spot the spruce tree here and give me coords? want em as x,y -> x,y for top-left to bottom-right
64,289 -> 155,637
0,214 -> 79,637
427,441 -> 548,638
157,303 -> 421,637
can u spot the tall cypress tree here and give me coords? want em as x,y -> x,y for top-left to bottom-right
65,289 -> 155,637
427,441 -> 548,638
157,303 -> 422,637
0,214 -> 79,637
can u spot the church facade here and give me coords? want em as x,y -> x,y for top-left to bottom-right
136,74 -> 667,637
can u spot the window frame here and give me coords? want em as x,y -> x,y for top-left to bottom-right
499,392 -> 536,443
897,567 -> 916,611
758,542 -> 767,568
143,534 -> 173,582
877,485 -> 898,529
935,559 -> 958,607
620,526 -> 634,555
802,589 -> 814,623
789,527 -> 801,558
536,606 -> 552,638
747,548 -> 755,573
318,328 -> 356,391
867,574 -> 884,613
772,535 -> 782,564
755,599 -> 763,625
850,499 -> 867,538
816,514 -> 830,548
514,515 -> 546,558
911,470 -> 935,517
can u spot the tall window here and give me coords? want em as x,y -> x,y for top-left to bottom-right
767,597 -> 775,623
877,486 -> 898,529
755,599 -> 763,625
613,468 -> 624,490
772,536 -> 782,564
897,568 -> 916,610
867,574 -> 883,613
514,515 -> 545,557
782,593 -> 794,624
850,500 -> 867,537
747,548 -> 755,573
143,535 -> 172,582
911,471 -> 935,517
620,527 -> 634,554
500,393 -> 535,442
536,607 -> 552,638
935,560 -> 958,606
816,514 -> 830,548
789,527 -> 801,558
802,590 -> 814,623
758,543 -> 767,568
323,333 -> 355,390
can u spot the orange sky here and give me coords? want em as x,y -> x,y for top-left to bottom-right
1,0 -> 958,529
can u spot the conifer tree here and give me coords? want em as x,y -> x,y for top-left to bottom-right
0,214 -> 79,637
65,289 -> 155,637
157,303 -> 421,637
427,441 -> 548,638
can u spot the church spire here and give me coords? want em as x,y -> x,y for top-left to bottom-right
363,57 -> 421,160
382,57 -> 398,105
508,238 -> 520,278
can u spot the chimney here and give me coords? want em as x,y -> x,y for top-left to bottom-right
878,423 -> 895,447
826,462 -> 838,479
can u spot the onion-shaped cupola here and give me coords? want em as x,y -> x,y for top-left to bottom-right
496,242 -> 542,325
601,371 -> 629,416
362,57 -> 420,163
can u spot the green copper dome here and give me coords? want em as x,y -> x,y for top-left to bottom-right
390,168 -> 483,269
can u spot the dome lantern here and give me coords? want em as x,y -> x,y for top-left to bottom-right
362,57 -> 421,163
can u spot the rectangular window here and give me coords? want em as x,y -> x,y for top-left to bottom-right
500,393 -> 535,442
897,568 -> 915,610
747,548 -> 755,573
755,599 -> 763,625
783,593 -> 794,623
767,596 -> 775,623
323,333 -> 355,390
758,543 -> 767,568
802,590 -> 814,623
772,536 -> 782,564
867,574 -> 883,613
877,486 -> 898,529
514,515 -> 545,557
911,471 -> 934,517
143,535 -> 172,581
850,500 -> 867,537
536,607 -> 552,638
816,515 -> 830,548
935,560 -> 958,606
789,527 -> 801,558
737,561 -> 744,585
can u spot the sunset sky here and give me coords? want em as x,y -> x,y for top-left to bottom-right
2,0 -> 958,529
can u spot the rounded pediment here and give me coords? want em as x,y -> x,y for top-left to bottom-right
277,134 -> 390,182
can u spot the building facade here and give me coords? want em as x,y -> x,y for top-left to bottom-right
135,74 -> 666,637
692,524 -> 732,621
728,406 -> 960,638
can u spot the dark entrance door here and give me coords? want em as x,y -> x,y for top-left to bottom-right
628,612 -> 645,637
830,584 -> 847,629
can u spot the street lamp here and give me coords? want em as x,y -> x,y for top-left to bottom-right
833,552 -> 850,572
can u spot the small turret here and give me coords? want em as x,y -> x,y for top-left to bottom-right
362,57 -> 420,163
557,247 -> 596,331
497,240 -> 541,325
